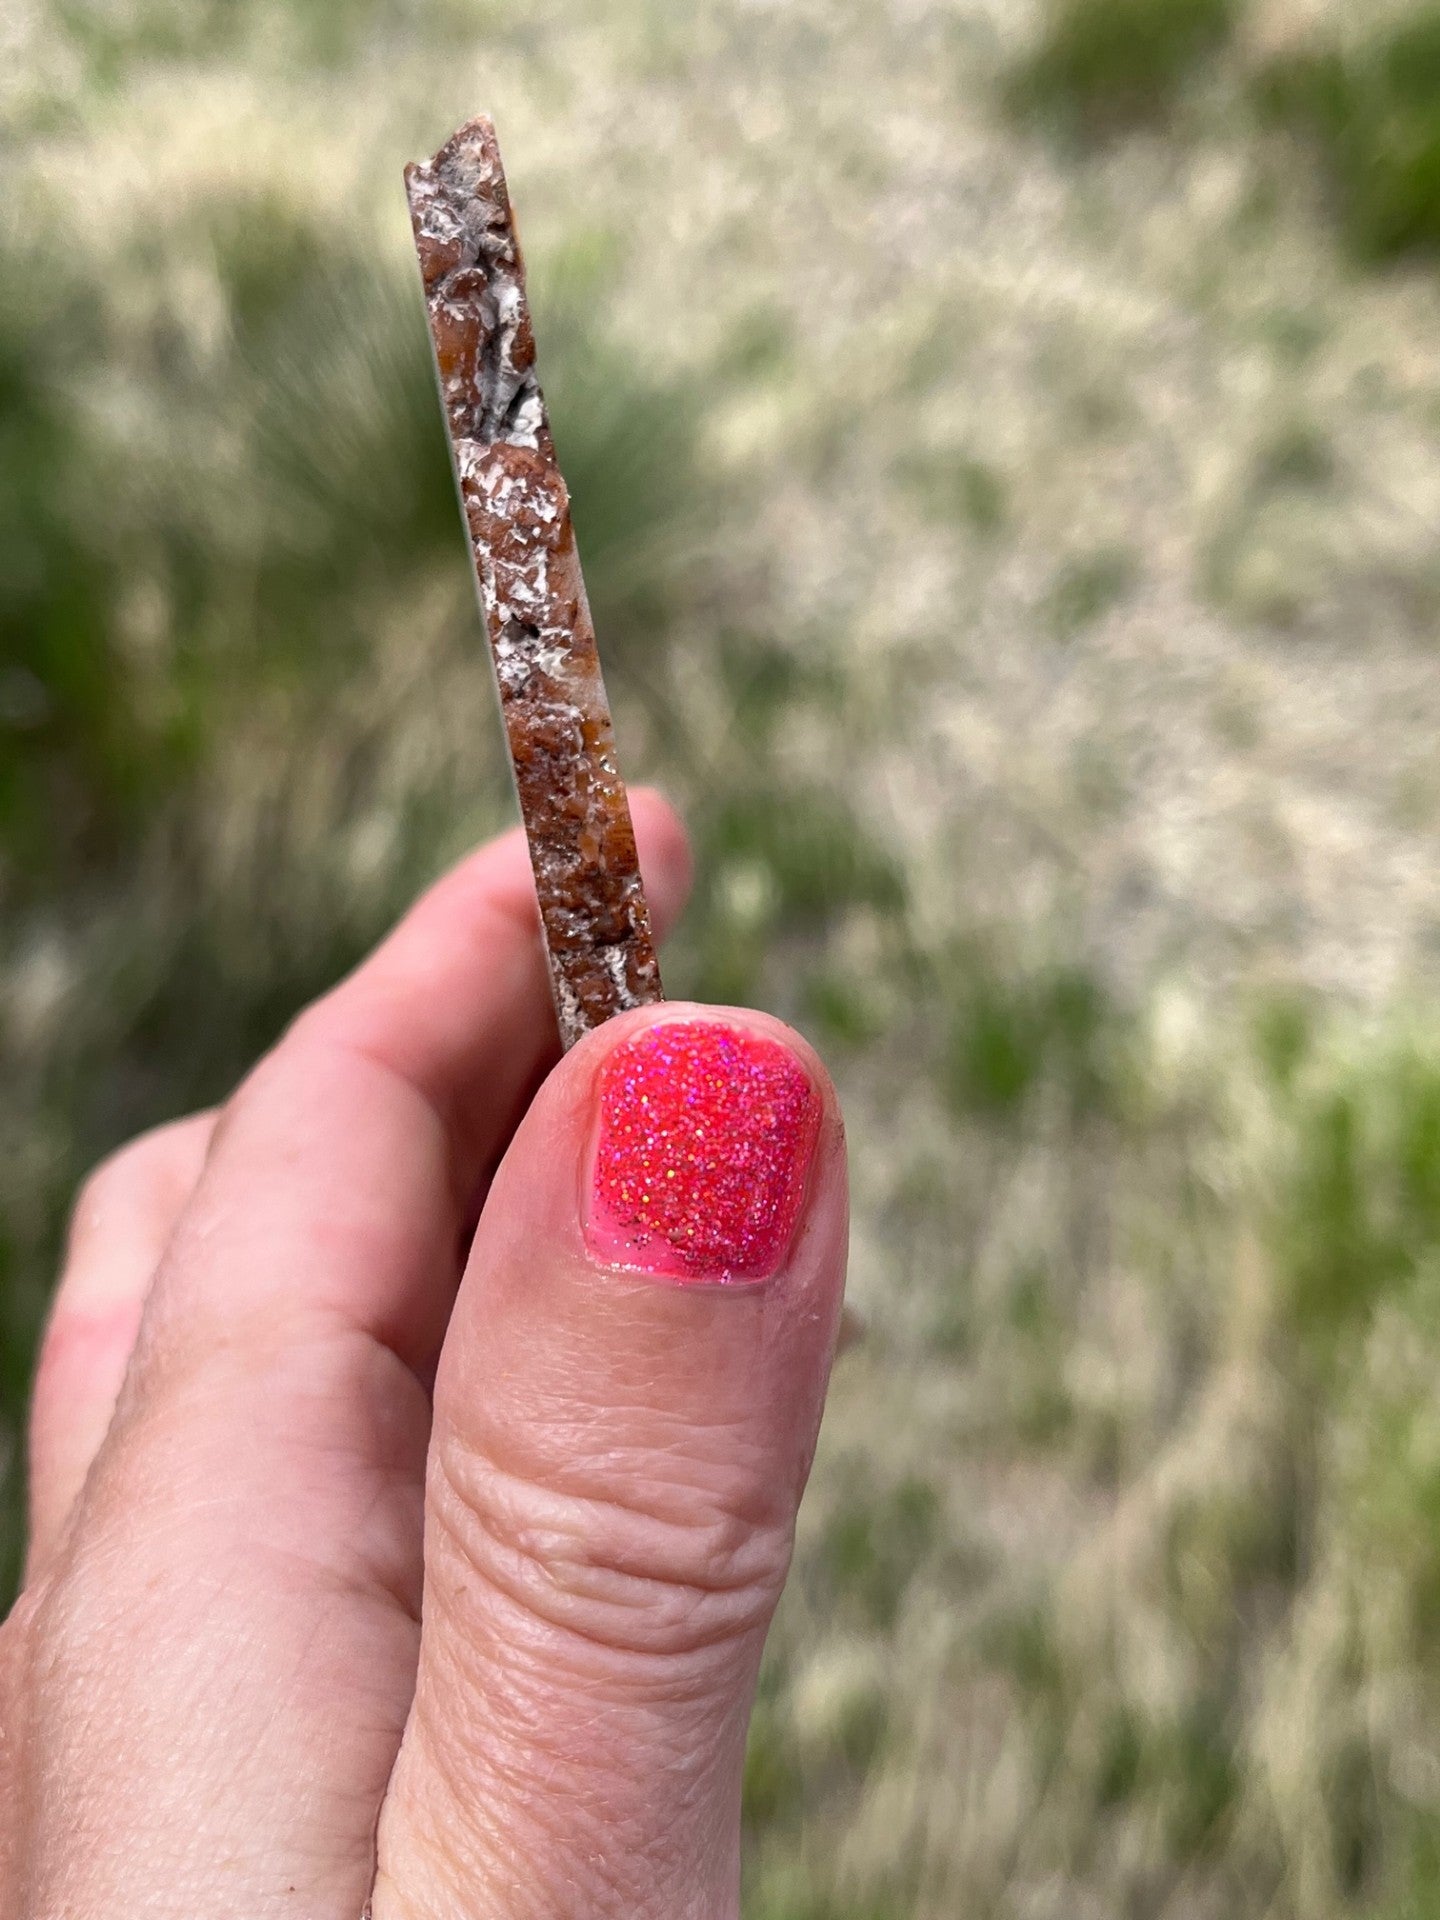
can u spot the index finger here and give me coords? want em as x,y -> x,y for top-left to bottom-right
95,787 -> 688,1404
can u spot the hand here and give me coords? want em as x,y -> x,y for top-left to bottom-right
0,791 -> 849,1920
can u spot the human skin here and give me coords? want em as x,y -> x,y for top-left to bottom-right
0,789 -> 850,1919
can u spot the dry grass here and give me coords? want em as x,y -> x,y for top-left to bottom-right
8,0 -> 1440,1911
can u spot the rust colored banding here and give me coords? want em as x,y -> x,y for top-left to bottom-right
405,117 -> 663,1049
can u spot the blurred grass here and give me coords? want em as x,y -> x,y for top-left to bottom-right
1011,0 -> 1440,268
8,0 -> 1440,1912
1005,0 -> 1242,136
0,60 -> 725,1592
1256,7 -> 1440,263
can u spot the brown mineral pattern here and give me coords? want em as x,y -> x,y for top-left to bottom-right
405,116 -> 663,1050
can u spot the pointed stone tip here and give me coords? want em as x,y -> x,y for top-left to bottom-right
410,113 -> 502,183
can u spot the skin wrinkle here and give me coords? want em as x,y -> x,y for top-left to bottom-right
444,1399 -> 782,1537
390,1649 -> 746,1920
468,1318 -> 809,1500
424,1438 -> 794,1662
485,1382 -> 783,1509
397,1446 -> 773,1914
425,1551 -> 771,1720
423,1592 -> 763,1752
431,1571 -> 765,1717
377,1713 -> 564,1920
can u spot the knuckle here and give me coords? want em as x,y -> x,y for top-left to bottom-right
273,993 -> 337,1057
427,1434 -> 793,1664
30,1292 -> 140,1434
215,1007 -> 363,1138
203,1039 -> 319,1164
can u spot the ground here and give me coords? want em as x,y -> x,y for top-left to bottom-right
7,1 -> 1440,1912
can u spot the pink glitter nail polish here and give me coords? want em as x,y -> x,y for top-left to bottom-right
586,1021 -> 821,1284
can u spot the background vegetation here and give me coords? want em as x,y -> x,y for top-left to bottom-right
8,0 -> 1440,1911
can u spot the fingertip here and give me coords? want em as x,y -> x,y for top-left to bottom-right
490,998 -> 847,1305
60,1112 -> 218,1304
572,1000 -> 842,1136
629,788 -> 693,939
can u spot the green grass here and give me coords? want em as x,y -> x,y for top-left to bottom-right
13,0 -> 1440,1912
1006,0 -> 1242,137
55,0 -> 478,80
0,95 -> 723,1596
815,1469 -> 943,1632
1045,546 -> 1140,639
1273,1036 -> 1440,1368
901,449 -> 1009,537
1257,8 -> 1440,263
941,954 -> 1123,1124
676,785 -> 908,1008
0,241 -> 192,880
1200,411 -> 1343,630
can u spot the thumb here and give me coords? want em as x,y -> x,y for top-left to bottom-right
373,1007 -> 847,1920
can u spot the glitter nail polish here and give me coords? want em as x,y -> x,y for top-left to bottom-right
586,1020 -> 822,1284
